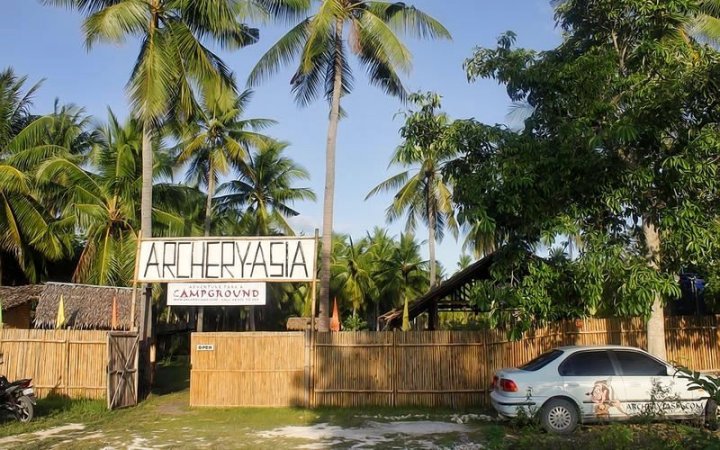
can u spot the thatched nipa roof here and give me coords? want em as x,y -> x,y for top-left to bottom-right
33,282 -> 137,330
0,285 -> 43,310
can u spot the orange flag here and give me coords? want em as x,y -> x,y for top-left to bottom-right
111,296 -> 118,330
330,298 -> 341,332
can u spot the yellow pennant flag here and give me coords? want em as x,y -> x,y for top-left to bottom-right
56,294 -> 66,329
402,296 -> 411,332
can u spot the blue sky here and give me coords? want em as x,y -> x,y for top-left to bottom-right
3,0 -> 561,274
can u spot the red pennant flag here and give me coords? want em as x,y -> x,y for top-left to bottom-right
111,296 -> 118,330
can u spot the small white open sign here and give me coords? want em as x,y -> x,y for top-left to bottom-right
196,344 -> 214,351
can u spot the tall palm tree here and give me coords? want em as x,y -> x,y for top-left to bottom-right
248,0 -> 451,331
367,92 -> 458,290
216,140 -> 315,329
44,0 -> 260,240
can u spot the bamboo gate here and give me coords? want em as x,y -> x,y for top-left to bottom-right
190,315 -> 720,408
0,328 -> 136,401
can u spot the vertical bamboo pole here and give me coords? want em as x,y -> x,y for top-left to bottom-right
130,231 -> 143,332
64,329 -> 70,397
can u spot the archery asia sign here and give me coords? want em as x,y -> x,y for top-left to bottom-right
137,236 -> 316,283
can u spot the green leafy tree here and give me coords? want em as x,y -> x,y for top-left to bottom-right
248,0 -> 450,331
454,0 -> 720,357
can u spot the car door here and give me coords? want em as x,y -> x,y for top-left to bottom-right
558,350 -> 625,420
610,349 -> 702,418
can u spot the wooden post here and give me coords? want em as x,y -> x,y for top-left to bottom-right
309,229 -> 319,408
391,330 -> 397,407
304,330 -> 310,408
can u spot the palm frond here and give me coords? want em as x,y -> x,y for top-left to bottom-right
366,2 -> 452,40
247,19 -> 310,87
82,0 -> 148,49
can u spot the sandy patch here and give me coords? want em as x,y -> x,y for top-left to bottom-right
0,423 -> 85,446
257,420 -> 472,448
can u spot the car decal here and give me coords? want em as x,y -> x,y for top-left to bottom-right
588,380 -> 628,417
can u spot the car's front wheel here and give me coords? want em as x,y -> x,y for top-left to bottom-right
540,398 -> 578,434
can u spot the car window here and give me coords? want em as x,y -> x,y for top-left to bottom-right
558,351 -> 616,376
519,350 -> 564,371
612,350 -> 668,376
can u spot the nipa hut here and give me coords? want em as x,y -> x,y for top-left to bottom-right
0,285 -> 43,328
32,283 -> 137,330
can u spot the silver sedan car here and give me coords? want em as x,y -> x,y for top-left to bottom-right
490,345 -> 715,433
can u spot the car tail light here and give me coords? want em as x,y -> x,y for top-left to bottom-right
499,378 -> 518,392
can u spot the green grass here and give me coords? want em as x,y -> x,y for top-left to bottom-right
2,360 -> 720,449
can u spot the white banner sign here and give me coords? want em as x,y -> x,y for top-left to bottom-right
137,237 -> 316,282
168,283 -> 266,306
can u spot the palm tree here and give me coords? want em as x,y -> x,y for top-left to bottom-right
216,140 -> 316,329
367,92 -> 458,290
332,235 -> 376,317
216,140 -> 316,236
373,232 -> 427,328
36,110 -> 185,286
44,0 -> 260,240
177,84 -> 276,236
248,0 -> 451,331
0,68 -> 75,283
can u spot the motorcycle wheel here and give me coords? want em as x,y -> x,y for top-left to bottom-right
16,396 -> 33,422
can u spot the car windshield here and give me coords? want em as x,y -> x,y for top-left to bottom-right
519,349 -> 564,371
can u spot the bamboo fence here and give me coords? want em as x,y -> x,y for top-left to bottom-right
188,315 -> 720,408
0,328 -> 107,399
189,332 -> 306,407
314,316 -> 720,408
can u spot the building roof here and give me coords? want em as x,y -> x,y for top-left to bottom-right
0,285 -> 43,310
378,254 -> 496,330
29,282 -> 137,330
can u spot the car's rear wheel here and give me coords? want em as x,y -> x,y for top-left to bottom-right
705,399 -> 718,430
541,398 -> 578,434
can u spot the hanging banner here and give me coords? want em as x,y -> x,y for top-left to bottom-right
137,236 -> 316,283
168,282 -> 266,306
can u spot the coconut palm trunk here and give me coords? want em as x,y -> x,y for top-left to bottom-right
141,121 -> 153,338
427,174 -> 438,330
643,219 -> 666,360
196,169 -> 217,332
318,18 -> 345,333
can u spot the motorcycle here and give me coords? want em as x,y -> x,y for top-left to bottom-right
0,354 -> 35,422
